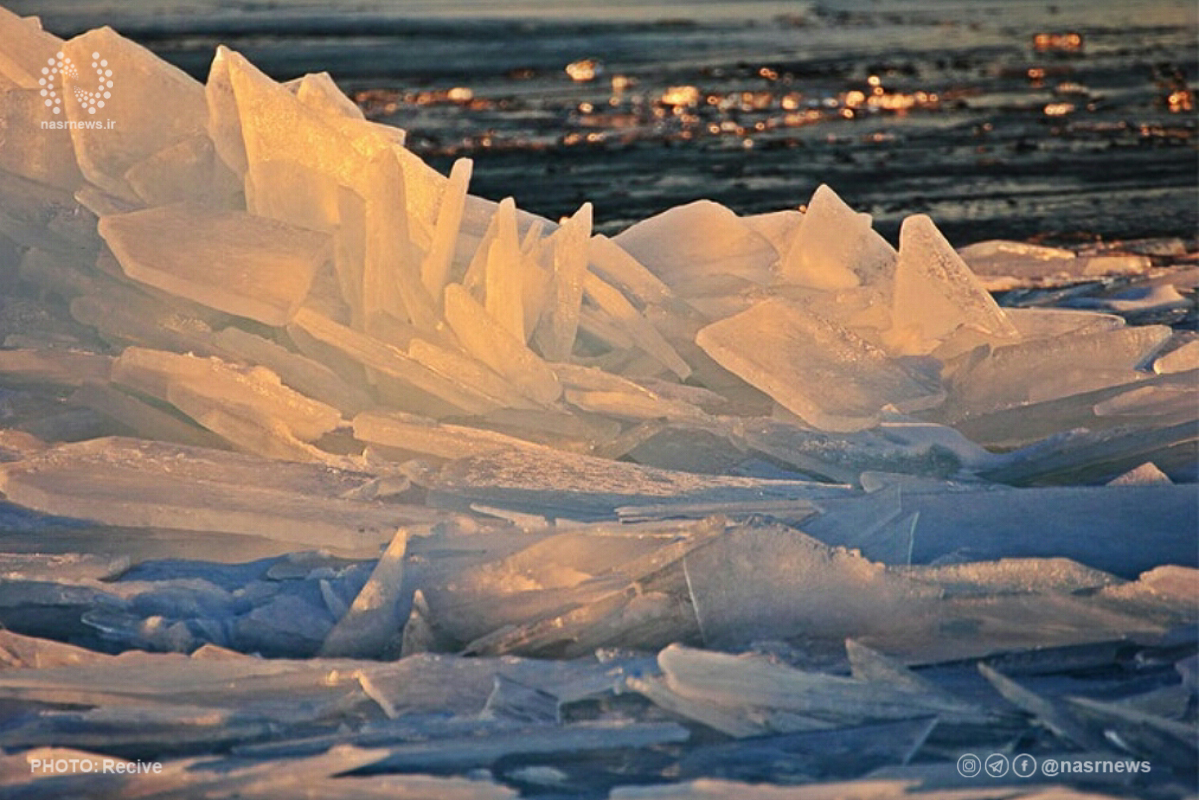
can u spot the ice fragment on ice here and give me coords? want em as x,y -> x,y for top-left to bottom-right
1093,381 -> 1197,419
939,324 -> 1172,422
0,7 -> 63,89
211,326 -> 373,416
361,148 -> 438,331
204,46 -> 247,176
683,523 -> 938,648
741,209 -> 803,257
444,283 -> 561,406
483,197 -> 526,340
111,347 -> 341,443
780,184 -> 894,290
957,238 -> 1076,281
408,338 -> 541,412
99,204 -> 329,326
223,46 -> 449,234
614,200 -> 775,292
1063,282 -> 1190,316
320,527 -> 408,658
0,629 -> 115,669
978,663 -> 1106,750
535,203 -> 591,362
801,485 -> 917,563
419,446 -> 839,520
0,89 -> 83,190
62,27 -> 207,202
1004,307 -> 1125,341
949,368 -> 1193,450
70,381 -> 228,449
739,417 -> 998,487
295,71 -> 365,122
696,299 -> 944,431
0,437 -> 438,552
883,483 -> 1198,577
481,674 -> 560,724
1154,338 -> 1199,374
1066,695 -> 1199,771
587,234 -> 673,307
123,134 -> 242,209
987,416 -> 1198,486
289,306 -> 502,416
68,290 -> 217,355
354,409 -> 545,460
889,214 -> 1018,353
0,348 -> 111,388
556,363 -> 705,422
656,644 -> 971,726
625,672 -> 788,738
583,271 -> 690,379
421,157 -> 472,299
1106,461 -> 1172,486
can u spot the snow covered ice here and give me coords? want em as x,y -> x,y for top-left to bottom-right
0,6 -> 1195,798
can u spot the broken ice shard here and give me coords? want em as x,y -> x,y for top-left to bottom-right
938,324 -> 1171,422
416,446 -> 841,520
889,214 -> 1018,353
683,523 -> 939,649
443,283 -> 561,406
779,184 -> 894,290
62,26 -> 208,202
319,527 -> 408,658
0,437 -> 439,552
0,7 -> 63,91
654,644 -> 978,726
99,204 -> 329,326
111,346 -> 341,444
614,200 -> 776,292
696,299 -> 944,431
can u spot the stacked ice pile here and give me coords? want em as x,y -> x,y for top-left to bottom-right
0,9 -> 1195,799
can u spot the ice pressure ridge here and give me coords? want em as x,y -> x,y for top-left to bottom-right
0,8 -> 1196,799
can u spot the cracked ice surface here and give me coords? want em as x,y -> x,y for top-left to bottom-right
0,7 -> 1195,798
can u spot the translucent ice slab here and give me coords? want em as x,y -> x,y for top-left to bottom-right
62,27 -> 208,202
697,299 -> 944,431
889,214 -> 1018,354
654,644 -> 977,726
99,204 -> 330,326
319,528 -> 408,658
683,523 -> 940,649
0,89 -> 83,191
415,446 -> 844,521
614,200 -> 776,292
826,483 -> 1198,577
111,347 -> 341,444
937,324 -> 1171,423
0,7 -> 62,90
779,184 -> 895,291
0,437 -> 439,552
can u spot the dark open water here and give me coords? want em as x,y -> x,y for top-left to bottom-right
10,0 -> 1198,242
